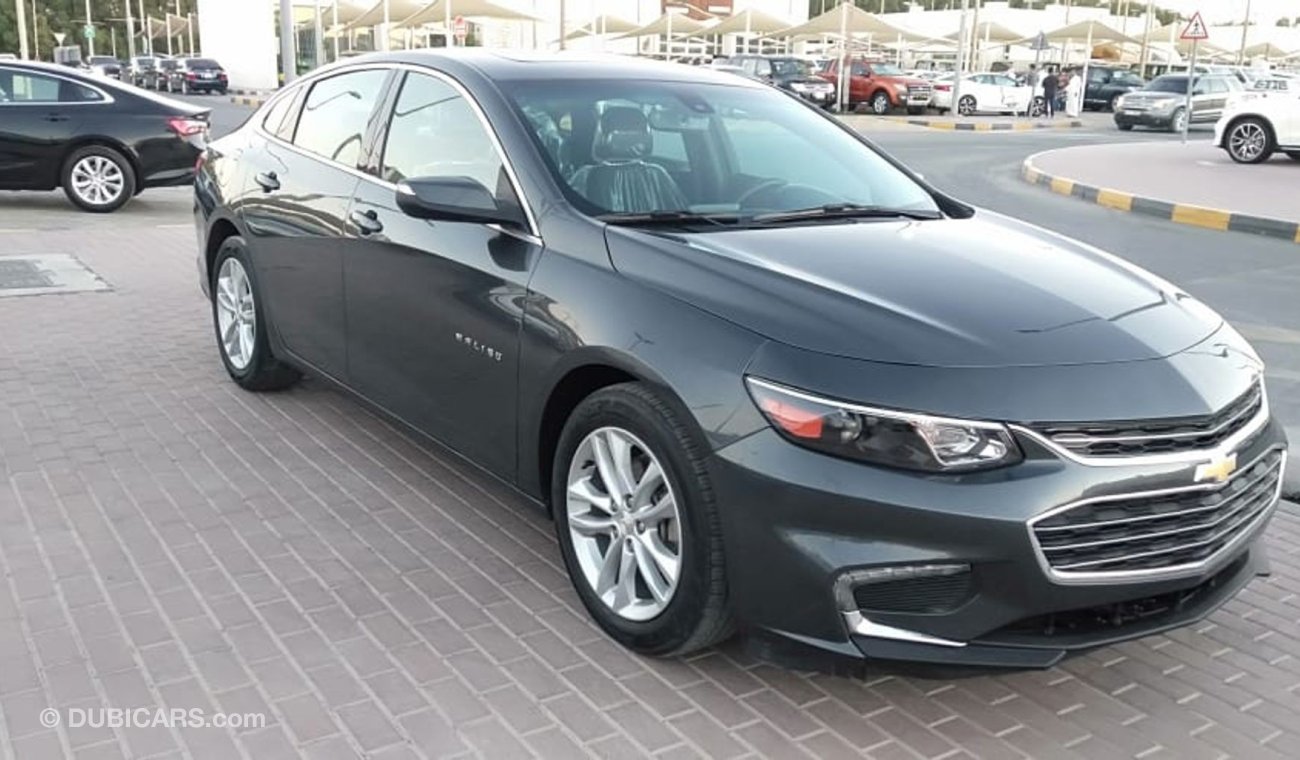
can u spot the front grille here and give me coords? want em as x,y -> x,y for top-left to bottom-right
1031,381 -> 1263,458
1032,450 -> 1283,575
852,570 -> 973,614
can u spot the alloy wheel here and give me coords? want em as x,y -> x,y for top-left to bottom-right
872,93 -> 890,115
566,427 -> 682,622
958,95 -> 976,116
215,257 -> 257,370
1172,108 -> 1187,133
1228,122 -> 1267,162
70,155 -> 125,207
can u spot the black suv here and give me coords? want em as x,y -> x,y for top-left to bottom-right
724,55 -> 835,107
1084,65 -> 1145,111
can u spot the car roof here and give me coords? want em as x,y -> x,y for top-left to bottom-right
340,49 -> 768,89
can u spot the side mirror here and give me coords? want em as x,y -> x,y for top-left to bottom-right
395,176 -> 526,229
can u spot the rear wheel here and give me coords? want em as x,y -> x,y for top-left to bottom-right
211,236 -> 301,391
552,383 -> 731,656
957,95 -> 976,116
1117,123 -> 1134,131
62,145 -> 135,213
1224,118 -> 1274,164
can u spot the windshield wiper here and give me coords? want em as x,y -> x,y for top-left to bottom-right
749,204 -> 942,225
597,210 -> 739,228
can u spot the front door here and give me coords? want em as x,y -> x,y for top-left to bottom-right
343,70 -> 541,479
0,66 -> 94,189
239,67 -> 391,380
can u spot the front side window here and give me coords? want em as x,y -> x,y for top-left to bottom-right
293,68 -> 388,167
380,72 -> 506,195
506,79 -> 938,218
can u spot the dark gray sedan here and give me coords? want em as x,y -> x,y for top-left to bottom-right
194,51 -> 1286,668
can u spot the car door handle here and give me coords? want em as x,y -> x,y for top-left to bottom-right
349,209 -> 383,235
254,172 -> 280,192
44,113 -> 70,123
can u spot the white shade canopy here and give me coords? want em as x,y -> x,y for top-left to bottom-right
563,15 -> 639,41
345,0 -> 428,31
683,8 -> 791,39
1039,19 -> 1139,45
947,21 -> 1024,44
616,13 -> 710,40
1241,41 -> 1296,59
294,2 -> 371,26
397,0 -> 541,29
767,2 -> 928,42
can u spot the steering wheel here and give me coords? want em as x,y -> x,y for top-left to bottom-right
736,179 -> 788,210
739,180 -> 841,213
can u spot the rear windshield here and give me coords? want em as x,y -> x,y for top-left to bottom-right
88,56 -> 117,65
188,59 -> 221,69
1145,76 -> 1189,93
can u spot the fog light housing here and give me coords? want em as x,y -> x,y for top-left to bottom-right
833,563 -> 973,614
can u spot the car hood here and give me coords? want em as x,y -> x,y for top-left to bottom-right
605,214 -> 1222,368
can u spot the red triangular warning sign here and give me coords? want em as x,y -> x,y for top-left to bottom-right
1180,12 -> 1209,41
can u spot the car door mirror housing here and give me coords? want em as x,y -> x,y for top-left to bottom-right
395,176 -> 526,229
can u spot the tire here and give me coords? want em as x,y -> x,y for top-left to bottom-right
552,383 -> 732,656
1169,107 -> 1187,133
61,145 -> 136,213
1117,123 -> 1134,131
906,106 -> 924,116
1224,117 -> 1274,164
1109,93 -> 1123,112
870,91 -> 891,115
210,236 -> 302,391
957,95 -> 976,116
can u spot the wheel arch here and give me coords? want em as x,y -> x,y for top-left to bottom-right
60,137 -> 143,191
1221,113 -> 1277,150
204,216 -> 244,291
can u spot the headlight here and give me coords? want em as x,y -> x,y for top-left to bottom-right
790,82 -> 809,92
1152,98 -> 1177,112
896,85 -> 909,94
1114,94 -> 1127,108
746,378 -> 1022,473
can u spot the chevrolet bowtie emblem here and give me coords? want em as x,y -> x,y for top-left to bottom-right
1194,452 -> 1238,484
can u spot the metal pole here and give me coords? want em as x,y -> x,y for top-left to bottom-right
174,0 -> 181,53
445,0 -> 453,47
1183,39 -> 1195,144
1080,25 -> 1092,116
125,0 -> 136,59
380,0 -> 390,51
279,0 -> 297,82
314,0 -> 325,64
953,0 -> 969,115
112,26 -> 117,57
1138,0 -> 1152,77
837,0 -> 848,113
85,0 -> 95,56
1237,0 -> 1252,65
14,0 -> 29,59
559,0 -> 566,50
140,0 -> 149,55
30,0 -> 38,59
332,1 -> 340,60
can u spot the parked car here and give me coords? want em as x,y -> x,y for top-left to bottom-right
932,72 -> 1034,115
0,60 -> 209,212
195,51 -> 1284,668
82,55 -> 123,80
723,55 -> 835,106
127,56 -> 161,88
165,57 -> 229,94
1215,94 -> 1300,163
1083,64 -> 1144,111
1113,74 -> 1241,132
151,58 -> 180,90
819,57 -> 933,114
0,53 -> 18,61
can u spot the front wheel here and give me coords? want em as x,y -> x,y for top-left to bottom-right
957,95 -> 976,116
1117,123 -> 1134,131
870,91 -> 892,115
552,383 -> 732,656
1169,107 -> 1187,133
1224,118 -> 1274,164
211,236 -> 302,391
1109,93 -> 1123,112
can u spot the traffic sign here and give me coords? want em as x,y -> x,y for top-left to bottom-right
1180,12 -> 1209,41
84,24 -> 96,40
453,15 -> 467,43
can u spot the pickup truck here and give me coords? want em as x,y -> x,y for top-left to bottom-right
819,58 -> 933,115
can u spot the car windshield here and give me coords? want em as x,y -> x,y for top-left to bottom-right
869,63 -> 905,76
771,59 -> 814,77
504,78 -> 938,221
1146,76 -> 1189,93
188,59 -> 221,69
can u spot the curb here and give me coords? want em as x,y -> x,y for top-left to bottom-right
889,118 -> 1084,131
1021,155 -> 1300,244
228,87 -> 273,97
230,95 -> 267,108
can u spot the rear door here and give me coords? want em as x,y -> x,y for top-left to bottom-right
238,67 -> 393,380
0,66 -> 104,189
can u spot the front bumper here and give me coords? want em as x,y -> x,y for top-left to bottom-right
1114,109 -> 1177,129
711,411 -> 1286,669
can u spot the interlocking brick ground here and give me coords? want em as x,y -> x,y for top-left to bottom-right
2,192 -> 1299,759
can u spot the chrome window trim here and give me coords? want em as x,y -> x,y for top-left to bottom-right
250,61 -> 541,242
1026,446 -> 1286,586
1010,381 -> 1271,468
0,65 -> 115,105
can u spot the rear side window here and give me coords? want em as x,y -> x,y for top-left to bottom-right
293,69 -> 389,168
0,68 -> 101,103
261,90 -> 299,139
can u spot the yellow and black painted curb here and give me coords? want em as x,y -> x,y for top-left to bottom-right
230,95 -> 268,108
888,118 -> 1084,132
1022,156 -> 1300,244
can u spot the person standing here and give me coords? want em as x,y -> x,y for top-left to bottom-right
1065,68 -> 1083,117
1041,67 -> 1058,118
1022,64 -> 1038,116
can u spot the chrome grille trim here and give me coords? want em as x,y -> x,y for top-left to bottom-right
1027,448 -> 1286,585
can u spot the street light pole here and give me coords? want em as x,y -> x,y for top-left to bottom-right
953,0 -> 969,116
85,0 -> 95,56
1237,0 -> 1252,65
125,0 -> 136,59
279,0 -> 297,83
14,0 -> 29,59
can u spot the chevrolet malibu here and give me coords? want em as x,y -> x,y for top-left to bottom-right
194,51 -> 1286,668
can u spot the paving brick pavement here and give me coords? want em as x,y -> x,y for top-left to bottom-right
2,189 -> 1299,759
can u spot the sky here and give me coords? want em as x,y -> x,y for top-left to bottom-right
1152,0 -> 1296,25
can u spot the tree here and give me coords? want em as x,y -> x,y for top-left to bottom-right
2,1 -> 198,60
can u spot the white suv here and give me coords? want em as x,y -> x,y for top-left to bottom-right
1215,93 -> 1300,164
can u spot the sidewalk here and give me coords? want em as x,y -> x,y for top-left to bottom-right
886,113 -> 1088,131
1024,141 -> 1300,243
